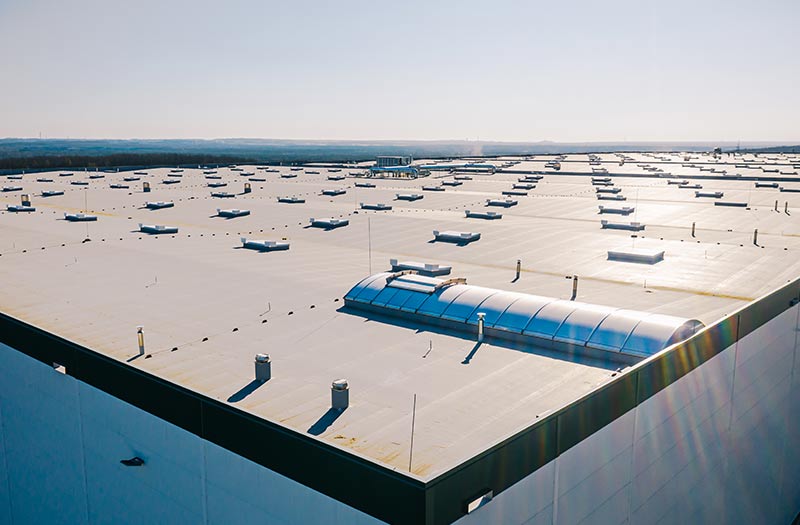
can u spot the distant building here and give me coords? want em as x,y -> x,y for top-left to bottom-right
375,155 -> 413,168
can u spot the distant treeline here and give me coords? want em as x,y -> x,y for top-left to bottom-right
738,145 -> 800,154
0,153 -> 258,171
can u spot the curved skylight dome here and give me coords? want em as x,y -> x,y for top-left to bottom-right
344,272 -> 704,359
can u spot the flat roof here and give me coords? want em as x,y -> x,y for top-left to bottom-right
3,151 -> 800,480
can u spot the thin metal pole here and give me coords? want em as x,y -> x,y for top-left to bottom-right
408,394 -> 417,472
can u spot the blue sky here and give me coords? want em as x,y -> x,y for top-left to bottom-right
1,0 -> 797,142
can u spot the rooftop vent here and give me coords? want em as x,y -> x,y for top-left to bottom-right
139,224 -> 178,234
218,208 -> 250,218
513,183 -> 535,190
780,186 -> 800,193
331,379 -> 349,410
208,182 -> 227,188
679,183 -> 702,189
59,172 -> 74,177
502,190 -> 528,196
161,179 -> 180,185
441,180 -> 463,186
65,213 -> 97,222
389,259 -> 452,276
422,185 -> 445,192
344,272 -> 702,362
433,230 -> 481,244
465,210 -> 502,220
321,188 -> 346,196
211,192 -> 236,198
241,238 -> 290,251
310,217 -> 349,229
3,186 -> 23,192
601,220 -> 644,231
607,247 -> 664,264
714,201 -> 748,207
667,179 -> 689,185
354,181 -> 376,188
598,206 -> 634,215
596,187 -> 621,194
206,174 -> 222,179
755,182 -> 779,188
255,354 -> 271,382
6,204 -> 35,212
360,202 -> 392,211
277,196 -> 305,204
519,175 -> 543,182
486,198 -> 517,207
145,201 -> 174,209
597,194 -> 627,201
70,181 -> 89,186
89,174 -> 105,179
695,191 -> 724,198
454,175 -> 473,180
327,175 -> 345,181
281,173 -> 298,178
42,190 -> 64,197
396,193 -> 424,201
123,176 -> 141,182
36,178 -> 54,183
110,184 -> 130,189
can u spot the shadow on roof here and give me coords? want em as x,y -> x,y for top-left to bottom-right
337,306 -> 621,371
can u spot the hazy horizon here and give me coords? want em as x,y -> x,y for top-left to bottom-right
1,0 -> 798,142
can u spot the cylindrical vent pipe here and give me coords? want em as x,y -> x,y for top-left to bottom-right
775,200 -> 779,212
244,182 -> 252,194
331,379 -> 349,410
21,194 -> 30,206
143,181 -> 151,192
137,326 -> 145,356
691,222 -> 696,237
570,275 -> 578,301
515,259 -> 521,280
477,312 -> 486,343
753,229 -> 758,245
255,354 -> 271,382
786,202 -> 789,215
